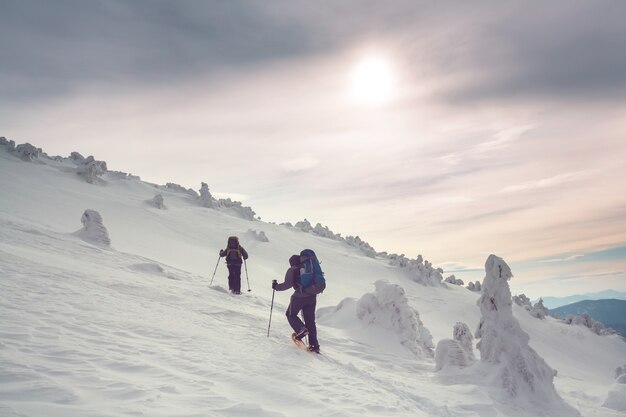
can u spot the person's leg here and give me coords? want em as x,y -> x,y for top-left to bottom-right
302,296 -> 318,347
232,265 -> 242,293
285,296 -> 306,334
227,265 -> 235,291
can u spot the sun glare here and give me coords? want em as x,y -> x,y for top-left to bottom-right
351,57 -> 394,106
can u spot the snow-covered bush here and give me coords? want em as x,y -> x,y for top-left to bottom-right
75,209 -> 111,246
76,156 -> 107,183
70,151 -> 85,164
408,255 -> 445,287
248,229 -> 269,242
217,198 -> 256,220
603,365 -> 626,411
513,293 -> 532,309
345,235 -> 377,258
108,170 -> 140,180
530,298 -> 549,319
14,143 -> 41,161
474,255 -> 578,414
0,136 -> 16,151
561,313 -> 615,336
312,223 -> 341,240
444,275 -> 464,286
148,194 -> 166,210
166,182 -> 199,197
294,218 -> 314,233
357,280 -> 434,358
467,281 -> 481,292
435,322 -> 475,371
199,182 -> 215,208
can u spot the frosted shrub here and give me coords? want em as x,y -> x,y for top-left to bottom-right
294,219 -> 314,233
248,229 -> 269,242
76,156 -> 107,183
199,182 -> 215,208
467,281 -> 482,292
345,235 -> 377,258
513,294 -> 532,310
444,275 -> 464,286
435,322 -> 475,371
530,298 -> 549,319
166,182 -> 198,197
15,143 -> 41,161
475,255 -> 579,414
603,365 -> 626,411
562,313 -> 614,335
76,209 -> 111,246
0,136 -> 16,151
148,194 -> 166,209
217,198 -> 256,220
408,255 -> 445,287
357,280 -> 434,358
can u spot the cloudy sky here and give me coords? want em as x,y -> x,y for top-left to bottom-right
2,1 -> 625,297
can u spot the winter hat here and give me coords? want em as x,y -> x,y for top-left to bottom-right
289,255 -> 300,266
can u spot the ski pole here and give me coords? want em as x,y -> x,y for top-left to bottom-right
244,259 -> 251,292
267,288 -> 275,337
209,256 -> 221,286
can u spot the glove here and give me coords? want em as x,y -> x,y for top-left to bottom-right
219,250 -> 225,257
272,280 -> 278,289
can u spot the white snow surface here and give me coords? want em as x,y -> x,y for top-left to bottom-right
1,146 -> 625,417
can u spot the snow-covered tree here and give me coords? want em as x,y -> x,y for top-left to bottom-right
166,182 -> 199,197
76,156 -> 107,184
408,255 -> 445,287
75,209 -> 111,246
467,280 -> 482,292
148,194 -> 166,210
561,313 -> 615,335
199,182 -> 215,208
247,229 -> 269,242
513,293 -> 532,310
357,280 -> 434,358
444,275 -> 464,286
435,322 -> 475,371
0,136 -> 16,151
603,365 -> 626,411
345,235 -> 377,258
530,298 -> 549,319
14,143 -> 41,161
294,218 -> 314,232
475,255 -> 579,415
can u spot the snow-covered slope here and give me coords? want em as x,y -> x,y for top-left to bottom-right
1,142 -> 625,417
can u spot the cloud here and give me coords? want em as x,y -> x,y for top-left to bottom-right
538,254 -> 585,263
280,157 -> 320,173
500,171 -> 590,194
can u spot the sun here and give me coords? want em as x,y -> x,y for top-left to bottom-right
351,56 -> 395,106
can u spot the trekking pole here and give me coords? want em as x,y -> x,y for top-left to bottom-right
244,259 -> 251,292
267,288 -> 275,337
209,256 -> 221,286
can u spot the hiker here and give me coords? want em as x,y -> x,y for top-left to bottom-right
272,254 -> 321,353
219,236 -> 248,295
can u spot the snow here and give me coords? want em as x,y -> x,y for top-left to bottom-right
1,142 -> 626,417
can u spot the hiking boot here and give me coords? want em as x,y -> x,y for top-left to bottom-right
307,345 -> 320,354
294,327 -> 309,341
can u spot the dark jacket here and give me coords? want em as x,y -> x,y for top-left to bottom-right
275,264 -> 314,299
219,245 -> 248,266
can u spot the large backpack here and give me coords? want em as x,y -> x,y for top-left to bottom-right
296,249 -> 326,295
225,236 -> 242,262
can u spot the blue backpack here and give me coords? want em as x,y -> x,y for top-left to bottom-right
296,249 -> 326,295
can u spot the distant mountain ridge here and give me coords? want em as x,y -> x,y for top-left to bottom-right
537,289 -> 626,309
550,299 -> 626,337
